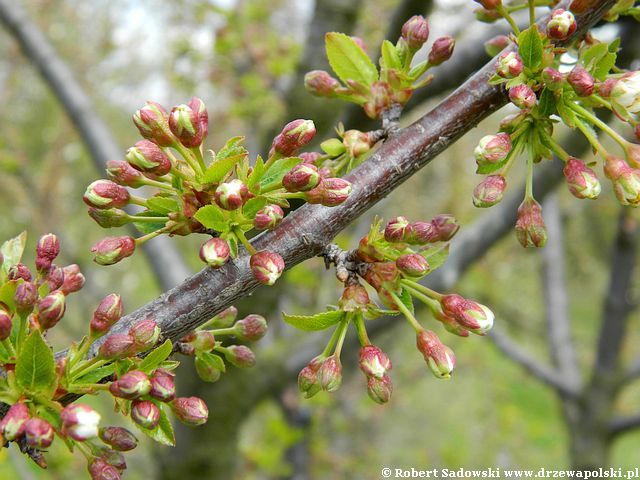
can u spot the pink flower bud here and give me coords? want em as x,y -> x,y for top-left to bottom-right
214,179 -> 249,210
342,130 -> 372,157
250,251 -> 285,286
515,198 -> 548,247
98,333 -> 135,360
428,36 -> 455,66
89,207 -> 131,228
547,9 -> 577,40
182,330 -> 216,352
91,294 -> 123,334
318,354 -> 342,392
283,163 -> 321,192
396,253 -> 430,277
253,205 -> 284,230
125,140 -> 171,175
36,233 -> 60,271
37,290 -> 66,330
8,263 -> 32,282
46,265 -> 65,291
130,400 -> 160,429
304,70 -> 340,97
484,35 -> 509,57
298,356 -> 323,398
610,72 -> 640,114
440,294 -> 495,335
473,175 -> 507,207
474,133 -> 512,166
430,214 -> 460,242
91,236 -> 136,266
106,160 -> 146,188
359,345 -> 392,379
88,458 -> 121,480
300,152 -> 322,164
474,7 -> 502,22
24,418 -> 54,448
542,67 -> 564,91
109,371 -> 151,399
270,119 -> 316,157
233,314 -> 268,342
83,180 -> 130,210
149,369 -> 176,402
0,308 -> 12,341
509,84 -> 536,109
171,397 -> 209,426
61,264 -> 85,294
496,51 -> 523,79
61,404 -> 101,441
384,216 -> 413,243
339,284 -> 370,311
223,345 -> 256,368
416,330 -> 456,378
132,101 -> 174,147
14,281 -> 38,313
563,157 -> 601,199
401,15 -> 429,50
168,103 -> 204,148
99,426 -> 138,451
199,238 -> 231,267
0,402 -> 29,441
367,374 -> 393,404
604,155 -> 640,206
474,0 -> 502,9
129,319 -> 160,350
567,66 -> 595,97
305,178 -> 352,206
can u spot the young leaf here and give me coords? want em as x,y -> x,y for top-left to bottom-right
1,231 -> 27,279
195,351 -> 226,373
556,99 -> 578,128
75,364 -> 116,385
134,403 -> 175,447
537,88 -> 557,117
325,32 -> 378,86
518,26 -> 543,71
194,205 -> 228,232
422,244 -> 450,272
0,281 -> 18,312
396,288 -> 414,314
139,339 -> 173,373
202,153 -> 243,185
15,330 -> 57,397
247,155 -> 266,189
133,211 -> 168,235
380,40 -> 402,70
243,197 -> 267,218
146,197 -> 179,214
282,310 -> 345,331
259,157 -> 301,192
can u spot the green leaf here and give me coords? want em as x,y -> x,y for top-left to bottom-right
594,52 -> 616,81
380,40 -> 402,70
135,403 -> 175,446
556,99 -> 578,128
282,310 -> 345,331
320,138 -> 346,156
15,330 -> 56,397
259,157 -> 301,192
146,197 -> 179,214
537,88 -> 557,117
76,364 -> 116,385
139,339 -> 173,373
243,197 -> 267,218
396,288 -> 414,314
325,32 -> 378,86
133,211 -> 168,235
581,42 -> 608,67
0,281 -> 18,312
518,26 -> 543,71
247,155 -> 266,189
1,231 -> 27,279
194,205 -> 228,232
202,153 -> 243,185
222,232 -> 238,258
196,350 -> 226,373
422,244 -> 450,273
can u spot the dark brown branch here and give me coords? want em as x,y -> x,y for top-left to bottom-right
0,0 -> 191,290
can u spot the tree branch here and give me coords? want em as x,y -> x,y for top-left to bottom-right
0,0 -> 191,290
609,413 -> 640,438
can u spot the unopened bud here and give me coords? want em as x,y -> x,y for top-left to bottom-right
99,426 -> 138,452
125,140 -> 171,175
384,216 -> 413,243
182,330 -> 216,352
305,178 -> 352,206
234,314 -> 268,341
270,119 -> 316,157
484,35 -> 509,57
89,207 -> 131,228
88,458 -> 121,480
168,102 -> 204,148
8,263 -> 32,281
610,72 -> 640,114
473,174 -> 507,207
132,101 -> 174,147
547,9 -> 577,40
401,15 -> 429,50
199,237 -> 231,267
542,67 -> 564,90
428,36 -> 455,66
45,265 -> 65,291
416,330 -> 456,378
304,70 -> 340,97
36,233 -> 60,271
515,198 -> 547,247
604,155 -> 640,206
359,345 -> 392,379
363,81 -> 393,119
0,402 -> 29,441
430,214 -> 460,242
300,151 -> 322,164
129,319 -> 160,350
509,84 -> 536,109
14,281 -> 38,314
253,205 -> 284,230
91,236 -> 136,266
440,294 -> 495,335
106,160 -> 146,188
83,180 -> 130,210
496,51 -> 523,79
0,309 -> 12,341
37,290 -> 66,330
567,66 -> 595,97
195,355 -> 222,382
282,164 -> 320,192
130,400 -> 160,429
150,369 -> 176,402
318,354 -> 342,392
91,294 -> 123,335
250,251 -> 285,286
563,157 -> 600,199
210,306 -> 238,328
24,418 -> 54,448
342,130 -> 372,157
98,333 -> 135,360
367,374 -> 393,404
109,371 -> 151,400
396,253 -> 430,277
222,345 -> 256,368
171,397 -> 209,426
60,264 -> 85,295
474,0 -> 502,9
474,133 -> 512,166
61,404 -> 101,441
214,179 -> 249,210
339,284 -> 370,311
298,356 -> 323,398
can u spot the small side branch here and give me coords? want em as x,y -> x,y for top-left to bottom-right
609,413 -> 640,438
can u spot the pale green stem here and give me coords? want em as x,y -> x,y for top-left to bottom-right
569,102 -> 628,150
353,314 -> 370,346
399,279 -> 443,300
388,290 -> 423,332
234,229 -> 257,255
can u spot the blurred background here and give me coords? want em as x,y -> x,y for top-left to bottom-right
1,0 -> 639,478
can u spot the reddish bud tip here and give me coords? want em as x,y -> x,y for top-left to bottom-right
61,404 -> 101,441
150,369 -> 176,402
563,158 -> 601,199
396,253 -> 430,277
60,264 -> 85,295
234,314 -> 268,342
283,164 -> 321,192
223,345 -> 256,368
8,263 -> 32,282
14,281 -> 38,313
98,333 -> 135,360
168,103 -> 205,148
171,397 -> 209,426
546,9 -> 577,40
24,418 -> 55,448
37,290 -> 66,330
91,236 -> 136,266
305,178 -> 352,206
515,198 -> 548,248
271,119 -> 316,156
430,214 -> 460,242
401,15 -> 429,50
250,251 -> 285,286
384,216 -> 413,243
542,67 -> 564,90
106,160 -> 146,188
359,345 -> 392,379
440,294 -> 495,335
416,330 -> 456,379
496,51 -> 523,79
125,140 -> 172,175
130,400 -> 160,429
567,66 -> 595,97
199,238 -> 231,267
99,426 -> 138,452
298,356 -> 323,398
0,402 -> 29,441
36,233 -> 60,271
367,374 -> 393,404
339,284 -> 370,311
509,84 -> 536,109
132,101 -> 174,147
304,70 -> 340,97
109,371 -> 151,400
473,175 -> 507,207
428,36 -> 455,66
474,133 -> 512,166
214,179 -> 249,210
91,294 -> 123,335
604,155 -> 640,206
254,205 -> 285,230
0,309 -> 12,341
83,180 -> 130,210
88,458 -> 122,480
318,354 -> 342,392
182,330 -> 216,352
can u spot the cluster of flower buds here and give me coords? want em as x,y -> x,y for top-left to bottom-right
305,15 -> 454,119
289,215 -> 494,404
84,98 -> 353,287
173,306 -> 267,382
